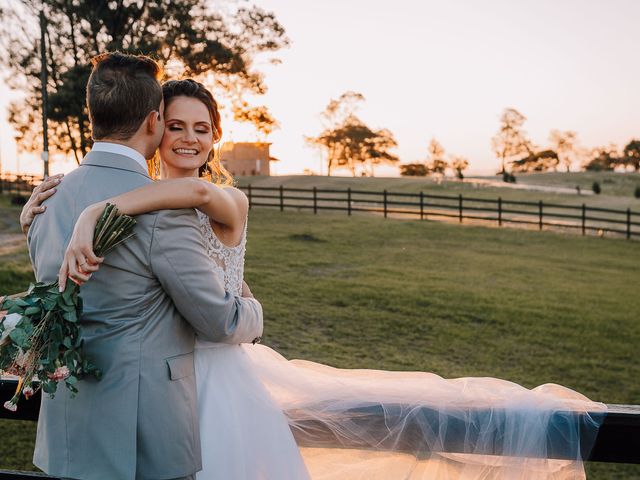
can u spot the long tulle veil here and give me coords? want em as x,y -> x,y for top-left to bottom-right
245,344 -> 605,479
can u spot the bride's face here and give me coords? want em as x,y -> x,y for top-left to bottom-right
159,96 -> 214,178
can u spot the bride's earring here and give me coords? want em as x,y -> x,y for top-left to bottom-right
153,158 -> 161,180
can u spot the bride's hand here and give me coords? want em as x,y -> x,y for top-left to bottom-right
57,204 -> 105,291
20,174 -> 64,234
241,280 -> 254,299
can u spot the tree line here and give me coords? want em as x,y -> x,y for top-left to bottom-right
489,108 -> 640,176
1,3 -> 637,178
0,0 -> 288,164
307,101 -> 639,178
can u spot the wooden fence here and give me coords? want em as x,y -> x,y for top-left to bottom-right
0,378 -> 639,480
1,176 -> 638,239
240,185 -> 640,240
0,174 -> 41,196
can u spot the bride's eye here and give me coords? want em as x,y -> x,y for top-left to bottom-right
168,126 -> 182,131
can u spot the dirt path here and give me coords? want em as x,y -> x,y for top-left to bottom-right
0,233 -> 26,256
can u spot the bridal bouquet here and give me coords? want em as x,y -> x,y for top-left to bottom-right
0,204 -> 136,411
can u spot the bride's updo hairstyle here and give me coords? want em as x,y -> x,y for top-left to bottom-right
149,78 -> 233,185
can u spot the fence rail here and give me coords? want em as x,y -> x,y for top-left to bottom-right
0,174 -> 41,196
0,378 -> 638,480
1,177 -> 638,239
239,185 -> 640,239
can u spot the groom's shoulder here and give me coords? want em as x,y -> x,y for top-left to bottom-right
146,208 -> 204,255
149,208 -> 201,235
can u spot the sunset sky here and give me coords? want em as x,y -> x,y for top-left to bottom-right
1,0 -> 639,176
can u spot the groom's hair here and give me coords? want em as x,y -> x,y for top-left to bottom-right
87,52 -> 163,141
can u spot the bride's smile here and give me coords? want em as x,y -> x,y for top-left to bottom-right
160,95 -> 215,178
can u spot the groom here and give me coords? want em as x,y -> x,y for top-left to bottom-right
27,52 -> 263,480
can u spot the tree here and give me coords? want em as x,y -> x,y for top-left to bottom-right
549,130 -> 578,172
233,103 -> 279,140
321,91 -> 365,126
425,138 -> 447,175
584,145 -> 618,171
306,92 -> 399,176
511,150 -> 559,173
623,139 -> 640,171
0,0 -> 289,164
491,108 -> 533,174
450,156 -> 469,179
364,128 -> 399,176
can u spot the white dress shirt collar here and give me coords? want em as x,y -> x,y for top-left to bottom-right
91,142 -> 148,172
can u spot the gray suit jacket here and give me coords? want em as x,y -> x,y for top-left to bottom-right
27,151 -> 263,480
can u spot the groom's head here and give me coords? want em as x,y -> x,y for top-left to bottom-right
87,52 -> 164,159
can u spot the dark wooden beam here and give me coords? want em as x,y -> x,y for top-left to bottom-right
2,378 -> 639,470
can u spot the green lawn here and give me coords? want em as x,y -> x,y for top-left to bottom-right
1,202 -> 638,478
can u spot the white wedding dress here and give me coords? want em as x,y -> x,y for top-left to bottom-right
194,210 -> 311,480
194,210 -> 605,480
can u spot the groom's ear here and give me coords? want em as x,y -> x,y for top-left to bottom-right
146,109 -> 163,136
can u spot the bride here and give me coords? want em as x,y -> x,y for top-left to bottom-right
22,79 -> 605,480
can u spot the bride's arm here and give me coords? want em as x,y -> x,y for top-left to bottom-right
83,178 -> 243,229
58,178 -> 247,289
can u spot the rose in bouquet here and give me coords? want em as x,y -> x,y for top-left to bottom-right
0,204 -> 136,411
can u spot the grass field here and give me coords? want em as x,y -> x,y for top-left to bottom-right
513,171 -> 640,197
236,172 -> 640,212
0,199 -> 638,478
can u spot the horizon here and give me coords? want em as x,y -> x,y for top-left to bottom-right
1,0 -> 639,177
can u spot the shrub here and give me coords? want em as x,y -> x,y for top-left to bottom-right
635,186 -> 640,199
400,163 -> 429,177
592,181 -> 601,194
502,172 -> 517,183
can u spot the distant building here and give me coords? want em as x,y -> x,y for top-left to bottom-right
220,142 -> 278,176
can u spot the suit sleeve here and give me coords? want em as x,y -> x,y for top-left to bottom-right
149,208 -> 263,344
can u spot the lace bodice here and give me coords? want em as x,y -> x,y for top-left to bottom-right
196,209 -> 247,296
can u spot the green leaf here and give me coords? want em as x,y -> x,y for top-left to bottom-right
43,298 -> 57,310
42,380 -> 57,395
7,305 -> 23,315
61,284 -> 76,303
24,306 -> 41,316
20,318 -> 34,337
9,328 -> 31,349
63,310 -> 78,323
56,297 -> 74,312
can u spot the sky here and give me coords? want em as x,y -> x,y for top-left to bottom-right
1,0 -> 639,176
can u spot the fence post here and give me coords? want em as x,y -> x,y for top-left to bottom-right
313,187 -> 317,214
248,184 -> 252,210
420,191 -> 424,220
538,200 -> 543,231
498,197 -> 502,227
627,208 -> 631,240
383,190 -> 388,218
582,204 -> 586,236
279,185 -> 284,212
347,188 -> 352,216
458,194 -> 463,223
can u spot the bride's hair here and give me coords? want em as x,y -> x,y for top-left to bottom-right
148,78 -> 233,185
